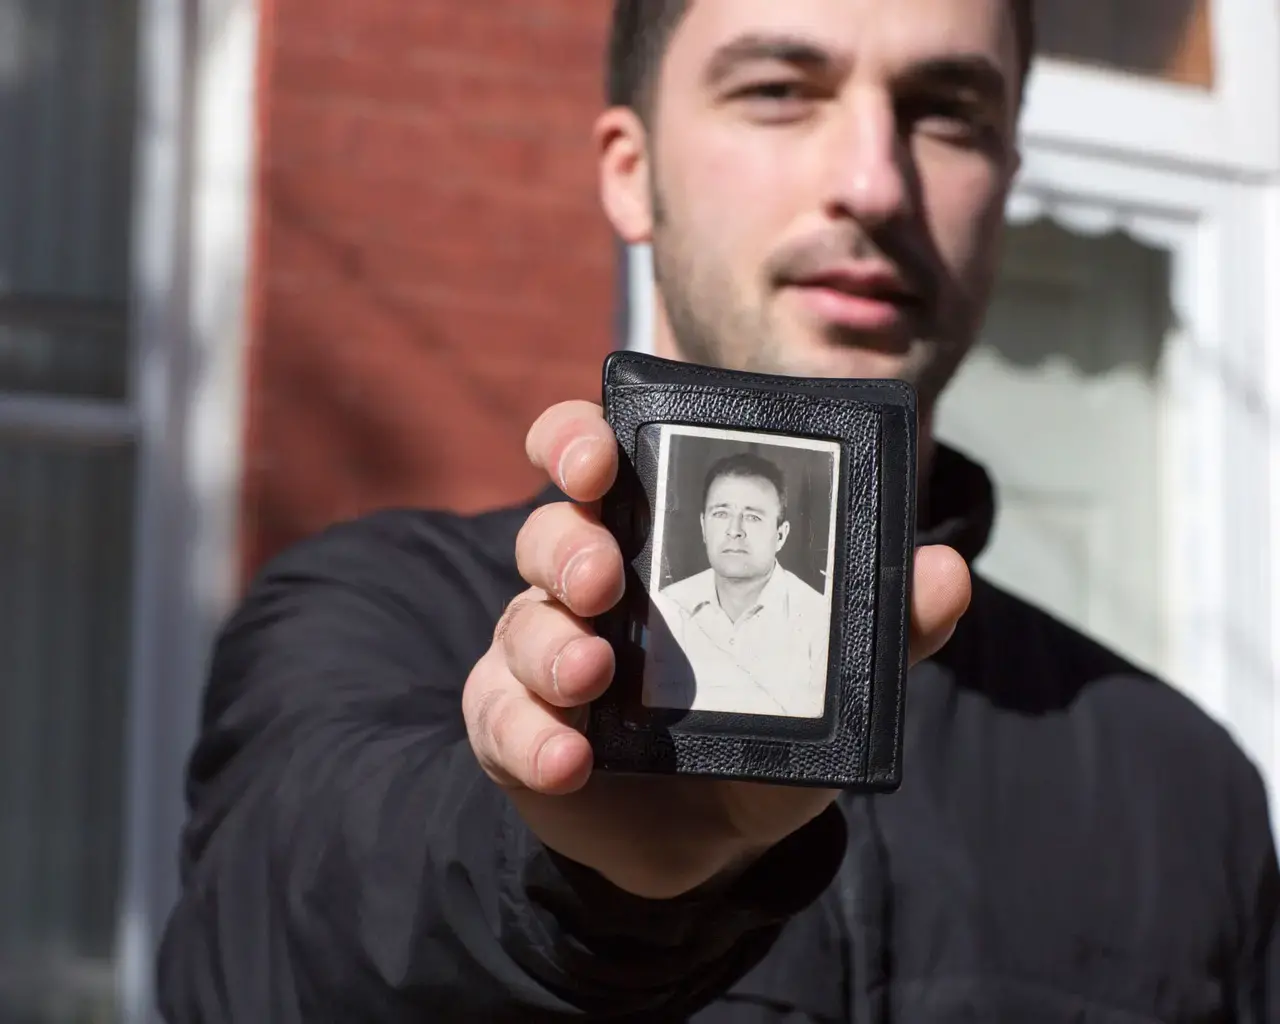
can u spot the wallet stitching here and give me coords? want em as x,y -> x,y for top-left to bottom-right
892,426 -> 911,777
612,362 -> 914,400
872,416 -> 911,785
609,382 -> 897,420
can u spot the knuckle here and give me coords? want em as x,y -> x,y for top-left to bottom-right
520,502 -> 557,537
463,682 -> 501,763
468,686 -> 515,770
462,648 -> 501,714
483,693 -> 523,759
466,683 -> 500,740
495,591 -> 540,645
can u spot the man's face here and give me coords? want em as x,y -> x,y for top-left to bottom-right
701,473 -> 789,582
602,0 -> 1022,411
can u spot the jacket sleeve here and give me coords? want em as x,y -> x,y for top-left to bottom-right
155,513 -> 847,1023
1233,755 -> 1280,1023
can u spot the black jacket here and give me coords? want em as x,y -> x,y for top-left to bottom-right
157,447 -> 1279,1022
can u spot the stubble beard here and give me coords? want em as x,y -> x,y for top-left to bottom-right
650,186 -> 780,375
647,179 -> 982,408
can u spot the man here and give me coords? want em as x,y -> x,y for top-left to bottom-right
157,1 -> 1279,1021
646,453 -> 830,717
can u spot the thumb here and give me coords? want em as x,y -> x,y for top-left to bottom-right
907,545 -> 972,666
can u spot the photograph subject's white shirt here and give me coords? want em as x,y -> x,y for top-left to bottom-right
644,563 -> 831,717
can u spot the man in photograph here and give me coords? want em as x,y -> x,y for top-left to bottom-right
646,451 -> 830,717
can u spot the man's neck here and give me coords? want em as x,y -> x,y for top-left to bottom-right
713,567 -> 773,623
653,326 -> 939,495
917,425 -> 936,522
653,323 -> 940,526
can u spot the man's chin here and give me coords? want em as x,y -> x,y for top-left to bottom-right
755,335 -> 926,383
710,563 -> 761,580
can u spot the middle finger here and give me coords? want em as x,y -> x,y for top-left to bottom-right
501,592 -> 615,708
515,502 -> 625,617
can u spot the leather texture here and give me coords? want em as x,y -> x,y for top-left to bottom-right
590,352 -> 917,789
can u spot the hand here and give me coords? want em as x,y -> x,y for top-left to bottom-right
463,400 -> 972,899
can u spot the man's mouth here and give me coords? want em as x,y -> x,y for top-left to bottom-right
784,264 -> 920,333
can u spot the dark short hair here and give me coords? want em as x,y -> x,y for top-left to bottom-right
701,452 -> 788,524
607,0 -> 1037,119
607,0 -> 690,115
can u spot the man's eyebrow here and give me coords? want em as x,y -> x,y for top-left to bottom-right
702,33 -> 836,87
708,502 -> 769,514
896,54 -> 1010,105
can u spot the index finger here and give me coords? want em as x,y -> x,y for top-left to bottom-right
526,400 -> 618,502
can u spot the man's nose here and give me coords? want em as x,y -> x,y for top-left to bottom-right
728,515 -> 746,537
822,90 -> 911,230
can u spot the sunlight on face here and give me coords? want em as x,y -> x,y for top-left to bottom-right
642,0 -> 1021,408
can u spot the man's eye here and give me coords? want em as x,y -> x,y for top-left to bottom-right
901,97 -> 995,145
746,514 -> 763,523
729,80 -> 818,121
737,80 -> 806,101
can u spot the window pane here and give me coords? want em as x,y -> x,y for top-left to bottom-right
0,438 -> 135,1023
936,220 -> 1172,682
0,315 -> 129,401
0,0 -> 139,400
1033,0 -> 1215,89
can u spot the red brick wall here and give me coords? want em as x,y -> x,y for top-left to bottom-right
239,0 -> 617,580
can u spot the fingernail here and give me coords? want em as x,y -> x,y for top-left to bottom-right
550,641 -> 572,700
557,546 -> 600,603
556,436 -> 600,492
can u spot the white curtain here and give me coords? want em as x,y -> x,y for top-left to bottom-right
0,0 -> 139,1020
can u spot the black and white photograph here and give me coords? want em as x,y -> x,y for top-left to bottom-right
640,425 -> 840,719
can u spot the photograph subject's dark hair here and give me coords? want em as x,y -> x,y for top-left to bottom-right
701,452 -> 789,524
607,0 -> 1037,119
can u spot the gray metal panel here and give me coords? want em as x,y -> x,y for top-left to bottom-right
0,0 -> 141,1019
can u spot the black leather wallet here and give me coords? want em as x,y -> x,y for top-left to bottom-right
589,352 -> 917,790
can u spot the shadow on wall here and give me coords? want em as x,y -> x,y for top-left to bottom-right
982,217 -> 1273,433
980,218 -> 1173,380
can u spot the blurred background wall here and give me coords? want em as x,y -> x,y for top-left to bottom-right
241,0 -> 617,576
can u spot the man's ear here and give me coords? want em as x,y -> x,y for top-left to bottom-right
595,106 -> 654,244
776,520 -> 791,550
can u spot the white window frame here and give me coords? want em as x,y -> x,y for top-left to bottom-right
1004,1 -> 1280,826
1004,150 -> 1279,814
114,0 -> 259,1021
1022,0 -> 1280,176
626,0 -> 1280,826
